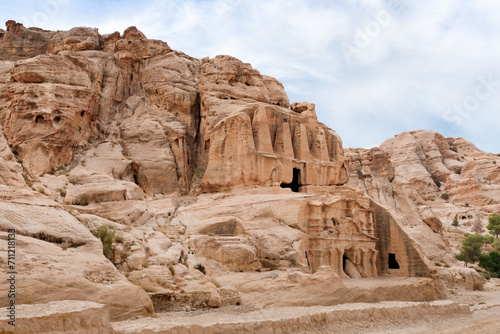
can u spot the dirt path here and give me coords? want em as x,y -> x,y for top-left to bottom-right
318,305 -> 500,334
305,280 -> 500,334
114,279 -> 500,334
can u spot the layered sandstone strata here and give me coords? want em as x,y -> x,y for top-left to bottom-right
1,20 -> 486,321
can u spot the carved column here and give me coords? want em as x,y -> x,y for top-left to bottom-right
361,248 -> 371,278
370,249 -> 379,277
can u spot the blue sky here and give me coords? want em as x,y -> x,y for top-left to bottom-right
1,0 -> 499,153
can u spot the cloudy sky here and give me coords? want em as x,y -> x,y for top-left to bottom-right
2,0 -> 499,152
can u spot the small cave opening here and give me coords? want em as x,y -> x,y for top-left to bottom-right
342,254 -> 348,273
35,115 -> 44,124
280,168 -> 301,192
80,110 -> 85,117
388,253 -> 400,269
53,116 -> 61,123
133,173 -> 139,186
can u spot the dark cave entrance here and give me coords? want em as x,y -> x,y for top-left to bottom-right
342,253 -> 348,273
280,168 -> 301,192
388,253 -> 400,269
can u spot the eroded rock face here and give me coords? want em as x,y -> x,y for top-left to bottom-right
345,147 -> 449,270
379,131 -> 456,200
379,130 -> 500,207
346,130 -> 500,289
0,21 -> 347,194
0,192 -> 153,320
0,20 -> 477,318
0,52 -> 99,176
0,21 -> 54,60
197,56 -> 347,192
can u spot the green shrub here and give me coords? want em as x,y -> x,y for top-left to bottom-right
168,264 -> 175,275
455,234 -> 486,264
478,251 -> 500,276
291,258 -> 297,266
434,262 -> 442,267
465,203 -> 469,207
115,235 -> 124,243
142,263 -> 149,268
487,213 -> 500,238
493,239 -> 500,252
93,224 -> 116,259
481,235 -> 494,244
433,179 -> 441,188
455,167 -> 462,175
441,193 -> 450,200
452,215 -> 459,227
481,272 -> 491,280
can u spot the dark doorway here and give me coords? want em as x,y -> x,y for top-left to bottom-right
280,168 -> 301,192
342,254 -> 348,272
388,253 -> 400,269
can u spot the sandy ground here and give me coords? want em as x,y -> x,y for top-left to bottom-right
115,279 -> 500,334
304,279 -> 500,334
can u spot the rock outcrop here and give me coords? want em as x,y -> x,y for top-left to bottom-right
346,130 -> 499,290
197,55 -> 348,192
3,20 -> 495,323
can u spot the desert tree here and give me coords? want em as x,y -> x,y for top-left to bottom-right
487,213 -> 500,238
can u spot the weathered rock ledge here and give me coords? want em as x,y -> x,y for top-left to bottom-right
112,301 -> 470,334
0,300 -> 113,333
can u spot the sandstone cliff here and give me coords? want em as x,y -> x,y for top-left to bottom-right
1,21 -> 489,322
345,130 -> 499,290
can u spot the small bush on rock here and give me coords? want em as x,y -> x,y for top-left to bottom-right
168,264 -> 175,275
93,224 -> 116,259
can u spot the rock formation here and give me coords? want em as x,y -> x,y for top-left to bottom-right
346,130 -> 500,289
1,21 -> 497,330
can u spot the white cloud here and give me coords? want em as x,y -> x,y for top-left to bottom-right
1,0 -> 499,153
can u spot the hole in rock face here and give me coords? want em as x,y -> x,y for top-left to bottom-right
35,115 -> 44,124
133,174 -> 139,185
80,110 -> 85,117
343,254 -> 348,273
388,253 -> 400,269
53,116 -> 61,123
280,168 -> 301,192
